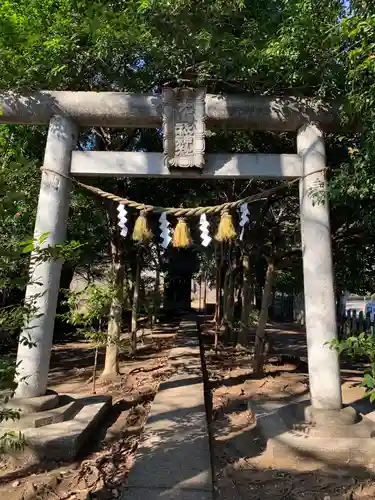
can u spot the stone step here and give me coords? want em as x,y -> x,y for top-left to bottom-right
23,394 -> 112,461
0,396 -> 80,431
1,390 -> 59,414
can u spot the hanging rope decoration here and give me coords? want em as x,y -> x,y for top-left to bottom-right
172,217 -> 192,248
215,209 -> 236,242
132,209 -> 153,243
40,166 -> 326,248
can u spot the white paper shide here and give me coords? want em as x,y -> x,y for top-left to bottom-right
199,213 -> 211,247
159,212 -> 172,249
117,203 -> 128,237
239,203 -> 250,240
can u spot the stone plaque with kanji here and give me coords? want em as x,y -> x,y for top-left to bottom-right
162,87 -> 206,169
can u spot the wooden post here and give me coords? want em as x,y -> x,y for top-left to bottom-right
131,256 -> 141,354
352,310 -> 358,335
203,276 -> 207,316
253,260 -> 275,375
359,311 -> 364,334
198,276 -> 202,313
366,312 -> 371,335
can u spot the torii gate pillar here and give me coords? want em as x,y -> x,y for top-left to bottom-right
15,115 -> 77,398
298,123 -> 342,410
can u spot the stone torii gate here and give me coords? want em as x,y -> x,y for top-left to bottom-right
0,89 -> 342,415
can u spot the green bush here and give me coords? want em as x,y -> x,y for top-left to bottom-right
330,333 -> 375,403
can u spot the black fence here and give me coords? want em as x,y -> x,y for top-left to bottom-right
338,310 -> 375,339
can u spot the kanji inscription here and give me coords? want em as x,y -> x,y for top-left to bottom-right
162,87 -> 206,169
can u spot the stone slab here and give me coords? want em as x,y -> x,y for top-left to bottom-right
250,397 -> 375,465
0,91 -> 341,132
304,404 -> 358,426
72,151 -> 303,180
2,390 -> 59,414
120,487 -> 212,500
124,319 -> 213,496
268,433 -> 375,464
23,394 -> 111,460
0,398 -> 79,430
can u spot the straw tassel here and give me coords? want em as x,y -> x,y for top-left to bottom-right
172,218 -> 192,248
215,210 -> 236,242
132,210 -> 153,242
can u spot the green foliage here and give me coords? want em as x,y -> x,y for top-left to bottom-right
0,431 -> 27,453
0,356 -> 18,393
248,309 -> 260,327
21,236 -> 84,265
0,0 -> 344,95
0,232 -> 82,451
330,333 -> 375,403
62,282 -> 114,333
0,0 -> 374,298
0,233 -> 83,344
327,2 -> 375,248
236,309 -> 260,332
141,275 -> 163,319
62,281 -> 130,390
62,280 -> 130,349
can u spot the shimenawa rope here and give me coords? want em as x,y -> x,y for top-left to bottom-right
40,167 -> 327,217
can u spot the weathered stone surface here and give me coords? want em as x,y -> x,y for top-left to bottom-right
0,398 -> 79,430
127,392 -> 211,491
298,124 -> 342,411
71,152 -> 303,180
2,390 -> 59,414
15,115 -> 78,399
250,397 -> 375,465
268,433 -> 375,465
162,87 -> 206,169
304,404 -> 358,426
23,395 -> 111,460
120,488 -> 212,500
0,91 -> 342,132
122,319 -> 212,498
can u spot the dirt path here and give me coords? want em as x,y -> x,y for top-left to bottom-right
200,320 -> 375,500
2,318 -> 374,499
0,322 -> 179,500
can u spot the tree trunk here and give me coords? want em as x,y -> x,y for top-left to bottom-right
214,265 -> 221,324
253,260 -> 275,375
237,254 -> 252,350
198,276 -> 202,312
203,277 -> 207,312
255,285 -> 262,311
224,268 -> 235,342
131,256 -> 141,354
152,264 -> 160,327
227,271 -> 236,324
222,267 -> 230,327
101,207 -> 124,379
92,346 -> 99,394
